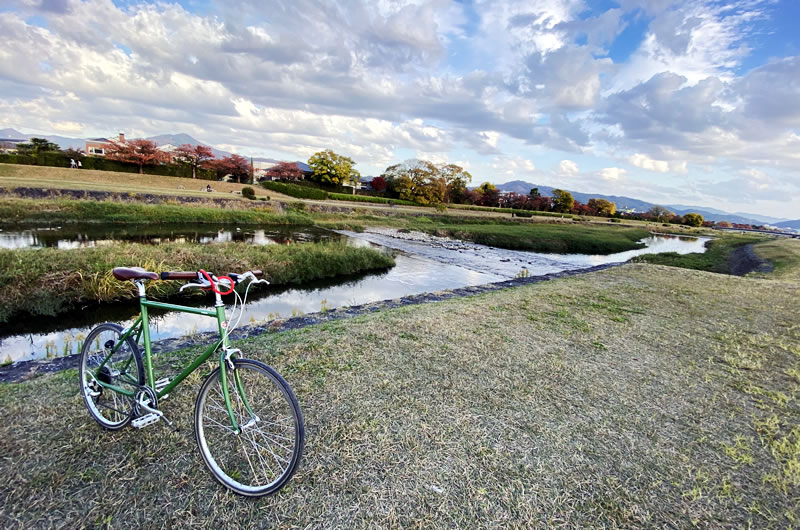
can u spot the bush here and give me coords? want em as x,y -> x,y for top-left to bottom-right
609,218 -> 621,223
513,210 -> 533,218
434,203 -> 448,213
241,186 -> 256,200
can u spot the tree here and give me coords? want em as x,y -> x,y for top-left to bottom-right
551,189 -> 575,213
438,163 -> 472,204
213,154 -> 251,183
106,138 -> 166,174
307,150 -> 359,186
529,187 -> 541,199
173,144 -> 215,179
383,159 -> 446,205
370,175 -> 387,192
587,198 -> 616,217
647,205 -> 673,223
683,213 -> 704,227
15,137 -> 60,156
265,161 -> 304,181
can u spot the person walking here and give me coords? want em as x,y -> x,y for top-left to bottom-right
70,158 -> 76,168
77,160 -> 82,169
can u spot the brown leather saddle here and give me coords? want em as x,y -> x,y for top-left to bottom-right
112,267 -> 159,281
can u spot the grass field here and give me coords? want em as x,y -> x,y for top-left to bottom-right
0,264 -> 797,527
0,241 -> 394,323
0,163 -> 292,201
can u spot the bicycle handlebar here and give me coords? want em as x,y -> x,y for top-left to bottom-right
160,270 -> 263,281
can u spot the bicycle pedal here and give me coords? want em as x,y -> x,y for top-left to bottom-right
132,413 -> 161,429
154,377 -> 170,392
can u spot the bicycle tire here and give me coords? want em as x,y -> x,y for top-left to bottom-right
78,322 -> 144,430
194,358 -> 304,496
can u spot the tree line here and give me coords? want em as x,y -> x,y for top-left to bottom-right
6,140 -> 709,226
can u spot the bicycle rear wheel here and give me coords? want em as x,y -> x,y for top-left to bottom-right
79,323 -> 144,430
194,358 -> 304,496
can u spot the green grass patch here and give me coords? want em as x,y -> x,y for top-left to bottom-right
0,241 -> 394,323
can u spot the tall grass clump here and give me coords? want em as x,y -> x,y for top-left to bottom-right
0,241 -> 394,323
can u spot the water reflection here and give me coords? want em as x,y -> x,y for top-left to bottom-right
0,224 -> 336,249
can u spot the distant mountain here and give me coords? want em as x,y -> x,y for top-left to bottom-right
495,180 -> 772,226
667,204 -> 788,224
0,128 -> 26,139
775,220 -> 800,231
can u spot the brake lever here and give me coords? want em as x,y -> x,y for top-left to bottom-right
179,280 -> 211,292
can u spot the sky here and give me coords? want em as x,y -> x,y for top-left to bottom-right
1,0 -> 799,218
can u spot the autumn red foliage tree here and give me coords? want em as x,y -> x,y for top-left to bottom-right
370,175 -> 387,192
213,154 -> 251,183
173,144 -> 215,179
106,139 -> 166,174
265,162 -> 304,181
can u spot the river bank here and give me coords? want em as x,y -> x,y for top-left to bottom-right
0,263 -> 797,527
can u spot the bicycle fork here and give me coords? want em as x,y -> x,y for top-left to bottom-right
218,347 -> 259,434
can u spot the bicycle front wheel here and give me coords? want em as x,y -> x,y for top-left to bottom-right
194,359 -> 304,496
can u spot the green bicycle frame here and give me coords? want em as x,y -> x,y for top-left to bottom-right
92,285 -> 255,433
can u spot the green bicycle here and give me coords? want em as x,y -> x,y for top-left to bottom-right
78,266 -> 305,497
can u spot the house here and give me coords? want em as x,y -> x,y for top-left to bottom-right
85,133 -> 125,156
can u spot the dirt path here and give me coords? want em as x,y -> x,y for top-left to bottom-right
729,243 -> 774,275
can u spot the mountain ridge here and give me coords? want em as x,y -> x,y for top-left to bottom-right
494,180 -> 778,226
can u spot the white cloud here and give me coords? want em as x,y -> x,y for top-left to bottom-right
0,0 -> 797,217
629,153 -> 669,172
600,167 -> 626,181
557,159 -> 578,175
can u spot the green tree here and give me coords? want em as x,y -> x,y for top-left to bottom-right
683,213 -> 704,227
529,187 -> 541,198
551,189 -> 575,213
587,198 -> 616,216
15,137 -> 60,157
307,150 -> 359,186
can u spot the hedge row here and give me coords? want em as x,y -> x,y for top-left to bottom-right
260,181 -> 329,199
0,153 -> 216,179
327,193 -> 417,206
448,203 -> 575,219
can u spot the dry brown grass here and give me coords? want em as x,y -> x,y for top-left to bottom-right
0,264 -> 798,528
0,163 -> 293,201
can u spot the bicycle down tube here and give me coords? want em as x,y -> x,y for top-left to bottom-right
92,282 -> 237,420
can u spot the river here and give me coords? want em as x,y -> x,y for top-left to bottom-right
0,224 -> 709,363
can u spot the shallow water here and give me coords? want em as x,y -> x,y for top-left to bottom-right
0,226 -> 708,363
